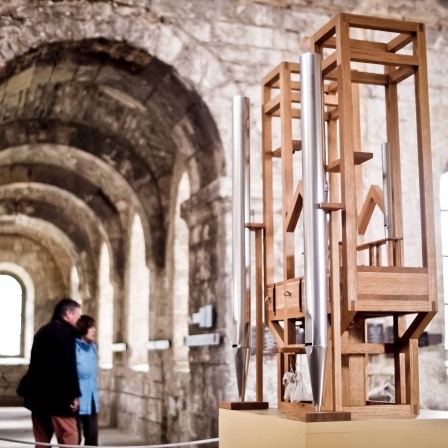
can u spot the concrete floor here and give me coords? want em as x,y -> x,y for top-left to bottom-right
0,407 -> 145,447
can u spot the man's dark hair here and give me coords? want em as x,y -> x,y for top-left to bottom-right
77,315 -> 96,336
52,298 -> 80,321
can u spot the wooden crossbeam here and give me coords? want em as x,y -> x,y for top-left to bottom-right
358,185 -> 384,235
344,13 -> 420,33
263,95 -> 280,115
387,33 -> 414,52
272,140 -> 302,158
327,151 -> 373,173
285,181 -> 303,233
324,70 -> 388,85
341,343 -> 395,354
389,66 -> 415,84
350,48 -> 418,66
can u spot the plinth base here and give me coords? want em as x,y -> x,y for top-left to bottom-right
220,401 -> 269,410
219,408 -> 448,448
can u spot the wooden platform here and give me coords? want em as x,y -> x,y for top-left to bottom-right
219,408 -> 448,448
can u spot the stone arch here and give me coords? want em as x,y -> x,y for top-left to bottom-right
0,214 -> 86,298
0,8 -> 228,441
0,183 -> 109,307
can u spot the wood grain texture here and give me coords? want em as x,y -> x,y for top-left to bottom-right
219,401 -> 269,410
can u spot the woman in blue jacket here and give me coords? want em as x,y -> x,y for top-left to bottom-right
76,315 -> 100,446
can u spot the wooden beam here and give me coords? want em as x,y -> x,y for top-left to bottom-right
387,33 -> 414,52
263,95 -> 280,115
324,69 -> 388,85
345,13 -> 420,33
322,52 -> 337,77
358,185 -> 384,235
262,64 -> 281,87
388,66 -> 415,84
285,181 -> 303,233
350,48 -> 418,67
313,14 -> 338,46
280,63 -> 295,280
327,151 -> 373,173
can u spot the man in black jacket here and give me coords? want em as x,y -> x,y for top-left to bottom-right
27,298 -> 82,447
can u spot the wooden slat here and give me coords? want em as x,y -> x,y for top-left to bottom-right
357,265 -> 424,273
347,321 -> 366,406
345,13 -> 420,33
219,401 -> 269,410
267,320 -> 284,346
313,13 -> 337,46
328,115 -> 343,411
414,24 -> 438,309
273,344 -> 306,354
399,311 -> 437,344
357,185 -> 384,235
255,229 -> 263,402
322,52 -> 337,77
406,339 -> 420,414
280,63 -> 295,280
272,80 -> 300,90
341,343 -> 395,354
387,33 -> 414,52
318,202 -> 343,212
389,66 -> 415,84
325,70 -> 388,86
288,91 -> 338,107
271,108 -> 301,119
263,94 -> 280,115
325,36 -> 388,52
262,84 -> 275,283
286,62 -> 301,73
285,180 -> 303,233
272,139 -> 301,158
394,314 -> 407,404
262,64 -> 280,87
327,151 -> 373,173
336,14 -> 358,315
342,404 -> 413,417
356,301 -> 431,313
350,48 -> 418,67
245,222 -> 265,229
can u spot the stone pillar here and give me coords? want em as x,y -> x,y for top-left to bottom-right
181,177 -> 235,440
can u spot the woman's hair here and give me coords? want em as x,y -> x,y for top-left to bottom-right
77,314 -> 96,336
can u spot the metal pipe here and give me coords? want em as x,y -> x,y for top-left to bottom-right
381,142 -> 394,238
232,96 -> 251,402
300,52 -> 328,412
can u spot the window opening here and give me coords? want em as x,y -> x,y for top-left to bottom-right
0,274 -> 23,356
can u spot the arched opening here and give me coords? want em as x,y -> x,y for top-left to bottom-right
71,265 -> 82,304
126,214 -> 150,370
98,242 -> 114,368
0,34 -> 225,440
172,171 -> 190,371
0,274 -> 23,357
441,172 -> 448,350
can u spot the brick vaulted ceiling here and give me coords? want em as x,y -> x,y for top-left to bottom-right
0,39 -> 224,297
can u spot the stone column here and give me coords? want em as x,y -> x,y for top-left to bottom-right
180,177 -> 235,440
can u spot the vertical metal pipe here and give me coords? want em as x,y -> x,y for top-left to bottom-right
381,142 -> 394,238
300,53 -> 328,412
232,96 -> 251,402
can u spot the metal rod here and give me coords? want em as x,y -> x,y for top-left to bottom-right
232,96 -> 251,402
381,142 -> 395,238
300,52 -> 328,412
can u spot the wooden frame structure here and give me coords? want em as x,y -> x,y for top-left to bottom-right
259,13 -> 437,420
